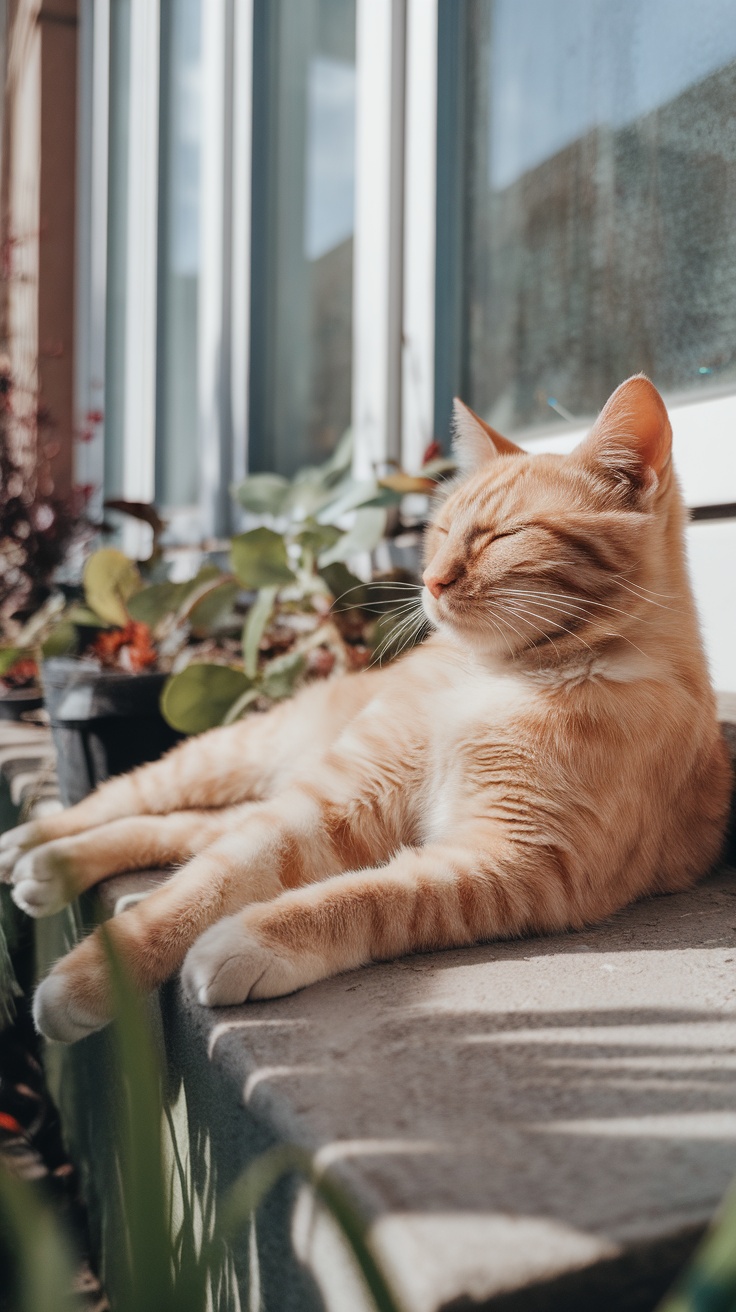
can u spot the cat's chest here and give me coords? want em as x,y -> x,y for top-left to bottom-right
431,668 -> 537,745
419,673 -> 539,841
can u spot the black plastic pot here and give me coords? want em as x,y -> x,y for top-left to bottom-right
42,658 -> 184,806
0,688 -> 44,721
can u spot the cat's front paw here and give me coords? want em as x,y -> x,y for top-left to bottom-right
9,844 -> 74,918
0,821 -> 41,883
33,971 -> 104,1044
182,916 -> 326,1007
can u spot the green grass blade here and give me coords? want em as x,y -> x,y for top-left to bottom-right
0,1165 -> 79,1312
658,1181 -> 736,1311
101,927 -> 176,1312
220,1143 -> 405,1312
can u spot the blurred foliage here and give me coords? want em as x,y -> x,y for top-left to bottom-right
657,1184 -> 736,1312
1,431 -> 447,732
0,924 -> 406,1312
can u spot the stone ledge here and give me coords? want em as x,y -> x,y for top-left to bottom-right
159,865 -> 736,1311
1,702 -> 735,1310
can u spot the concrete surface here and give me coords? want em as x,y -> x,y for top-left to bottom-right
2,704 -> 736,1311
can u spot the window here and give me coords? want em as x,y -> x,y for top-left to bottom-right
249,0 -> 357,477
80,0 -> 734,682
441,0 -> 736,438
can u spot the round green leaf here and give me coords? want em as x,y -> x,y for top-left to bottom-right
83,548 -> 142,627
233,473 -> 290,515
41,621 -> 78,658
189,579 -> 240,635
127,581 -> 186,629
319,562 -> 366,610
319,508 -> 387,566
295,520 -> 343,565
160,664 -> 254,735
230,528 -> 296,588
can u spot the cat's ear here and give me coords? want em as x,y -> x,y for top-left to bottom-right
452,398 -> 524,474
575,375 -> 672,488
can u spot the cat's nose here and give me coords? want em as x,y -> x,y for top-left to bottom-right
423,568 -> 455,599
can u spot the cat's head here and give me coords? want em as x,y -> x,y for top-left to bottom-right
422,375 -> 680,665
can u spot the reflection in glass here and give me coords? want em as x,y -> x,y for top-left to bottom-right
155,0 -> 202,507
462,0 -> 736,434
249,0 -> 356,477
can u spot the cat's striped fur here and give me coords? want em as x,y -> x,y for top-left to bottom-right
1,376 -> 730,1043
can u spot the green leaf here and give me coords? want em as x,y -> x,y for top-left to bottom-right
128,567 -> 227,631
64,604 -> 112,628
319,508 -> 387,565
0,647 -> 22,677
316,479 -> 400,524
231,528 -> 296,588
261,650 -> 306,701
221,1143 -> 404,1312
160,664 -> 254,734
127,581 -> 186,628
232,472 -> 291,515
100,928 -> 175,1312
295,519 -> 343,567
320,427 -> 354,480
319,562 -> 367,611
83,547 -> 142,627
0,1166 -> 79,1312
0,908 -> 21,1030
41,620 -> 78,658
242,586 -> 277,678
189,579 -> 240,635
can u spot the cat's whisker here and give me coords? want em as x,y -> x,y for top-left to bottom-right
611,575 -> 675,600
329,581 -> 423,610
493,605 -> 564,660
612,578 -> 677,610
495,588 -> 647,626
482,609 -> 518,661
370,604 -> 427,667
495,600 -> 593,657
485,600 -> 562,661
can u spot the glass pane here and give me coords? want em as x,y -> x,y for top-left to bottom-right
155,0 -> 202,507
104,0 -> 132,498
461,0 -> 736,435
249,0 -> 356,477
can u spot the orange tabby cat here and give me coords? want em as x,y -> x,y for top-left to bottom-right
0,376 -> 730,1043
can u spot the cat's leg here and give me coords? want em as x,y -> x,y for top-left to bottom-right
0,670 -> 375,870
7,809 -> 242,918
31,747 -> 403,1043
182,828 -> 581,1006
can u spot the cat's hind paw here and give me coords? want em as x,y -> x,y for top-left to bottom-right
9,844 -> 75,917
182,916 -> 326,1007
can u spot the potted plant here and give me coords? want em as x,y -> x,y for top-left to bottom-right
0,361 -> 92,722
160,432 -> 454,735
2,434 -> 454,800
